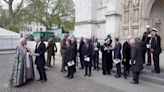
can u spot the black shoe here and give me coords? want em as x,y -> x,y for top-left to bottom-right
84,74 -> 87,76
103,73 -> 106,75
124,76 -> 127,79
130,81 -> 138,84
64,75 -> 69,78
41,80 -> 47,82
146,64 -> 151,66
68,76 -> 73,79
107,72 -> 111,75
88,74 -> 91,77
115,75 -> 121,78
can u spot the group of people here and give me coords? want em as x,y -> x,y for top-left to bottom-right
60,25 -> 162,85
10,36 -> 48,87
10,25 -> 162,87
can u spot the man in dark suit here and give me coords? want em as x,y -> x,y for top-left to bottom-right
92,38 -> 100,71
71,36 -> 78,73
114,37 -> 122,78
142,25 -> 152,65
150,28 -> 162,73
122,36 -> 131,79
130,38 -> 143,84
64,38 -> 75,79
79,37 -> 85,69
82,38 -> 93,77
35,37 -> 47,82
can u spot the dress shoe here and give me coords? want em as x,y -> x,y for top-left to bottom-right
64,75 -> 69,78
107,72 -> 111,75
123,76 -> 127,79
88,75 -> 91,77
115,75 -> 121,78
130,81 -> 138,84
146,64 -> 151,66
41,80 -> 47,82
84,74 -> 87,76
68,76 -> 73,79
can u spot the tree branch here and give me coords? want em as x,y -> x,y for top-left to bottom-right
14,0 -> 25,17
3,0 -> 9,4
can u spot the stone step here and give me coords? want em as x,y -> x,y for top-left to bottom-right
111,66 -> 164,86
140,73 -> 164,86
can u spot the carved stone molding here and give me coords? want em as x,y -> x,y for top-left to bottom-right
124,0 -> 130,9
133,0 -> 140,7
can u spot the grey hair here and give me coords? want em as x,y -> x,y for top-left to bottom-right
35,36 -> 41,41
135,37 -> 141,43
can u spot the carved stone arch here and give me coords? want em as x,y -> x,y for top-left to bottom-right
143,0 -> 155,19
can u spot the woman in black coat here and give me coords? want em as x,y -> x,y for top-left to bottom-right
130,38 -> 144,84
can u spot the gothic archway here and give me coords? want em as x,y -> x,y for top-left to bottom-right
148,0 -> 164,48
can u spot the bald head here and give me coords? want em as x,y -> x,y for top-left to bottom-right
127,35 -> 132,42
19,38 -> 27,46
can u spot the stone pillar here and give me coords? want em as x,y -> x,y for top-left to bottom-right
74,0 -> 97,38
105,0 -> 122,38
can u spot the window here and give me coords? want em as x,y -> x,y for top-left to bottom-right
40,28 -> 43,32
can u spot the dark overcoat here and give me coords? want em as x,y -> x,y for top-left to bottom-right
131,42 -> 144,72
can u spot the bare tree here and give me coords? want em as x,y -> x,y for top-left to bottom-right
3,0 -> 25,24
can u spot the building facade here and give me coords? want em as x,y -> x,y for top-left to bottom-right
20,21 -> 46,36
74,0 -> 164,48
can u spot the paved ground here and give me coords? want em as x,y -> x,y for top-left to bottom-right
0,54 -> 164,92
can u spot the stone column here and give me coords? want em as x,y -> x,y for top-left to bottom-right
105,0 -> 122,38
74,0 -> 97,38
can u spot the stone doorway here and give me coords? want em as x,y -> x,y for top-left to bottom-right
149,0 -> 164,48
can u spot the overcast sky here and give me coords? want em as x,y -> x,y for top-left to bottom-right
0,0 -> 76,9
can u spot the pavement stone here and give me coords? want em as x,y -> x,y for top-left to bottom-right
0,54 -> 164,92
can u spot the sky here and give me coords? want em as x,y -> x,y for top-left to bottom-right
0,0 -> 76,9
0,0 -> 22,9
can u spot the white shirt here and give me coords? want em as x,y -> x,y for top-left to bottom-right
37,41 -> 41,48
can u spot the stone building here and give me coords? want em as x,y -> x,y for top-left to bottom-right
74,0 -> 164,48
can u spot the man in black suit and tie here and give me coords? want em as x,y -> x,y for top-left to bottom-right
35,37 -> 47,82
82,38 -> 93,77
114,37 -> 122,78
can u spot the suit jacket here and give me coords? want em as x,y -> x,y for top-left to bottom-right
79,41 -> 84,55
93,41 -> 101,55
81,43 -> 93,58
142,31 -> 151,44
114,42 -> 122,59
131,42 -> 143,72
151,34 -> 162,55
64,46 -> 74,65
71,41 -> 77,58
35,41 -> 46,67
122,41 -> 131,60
